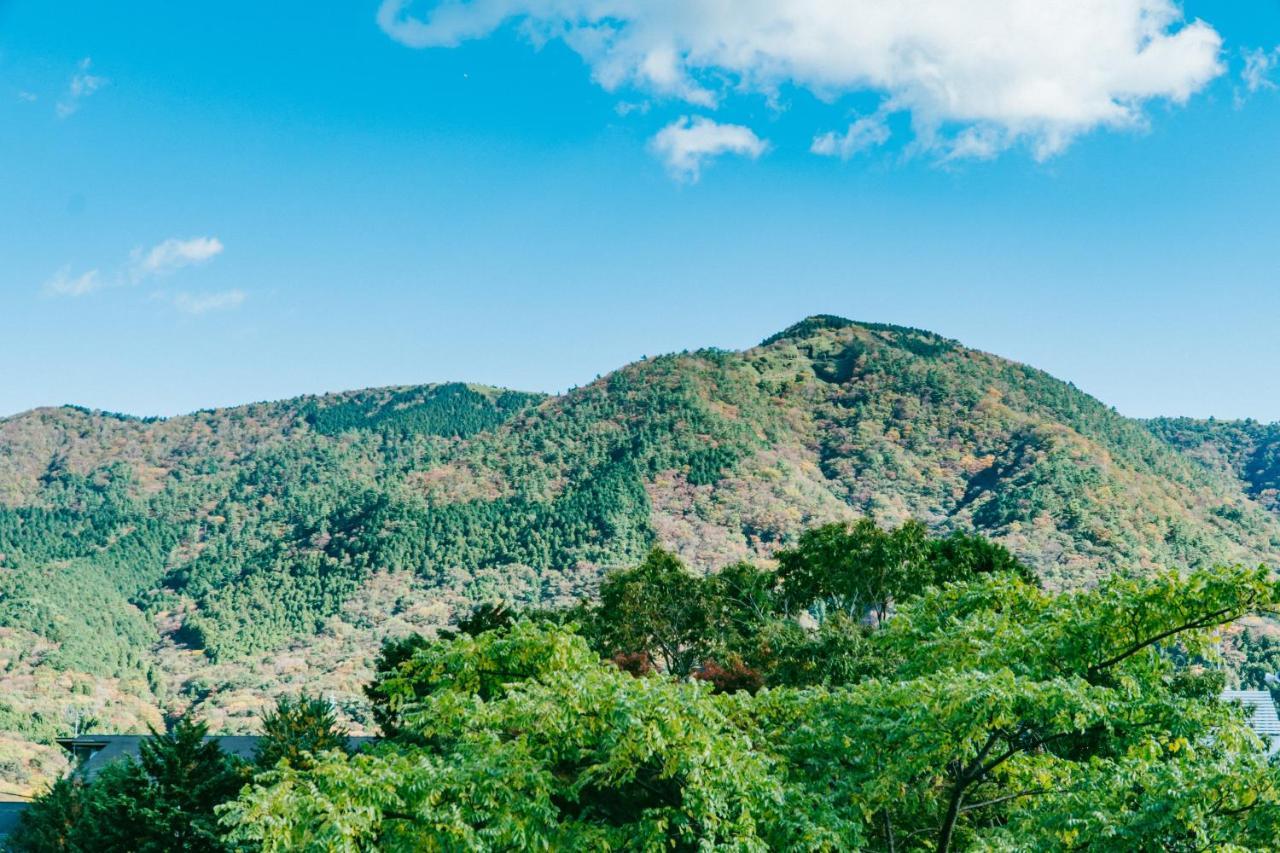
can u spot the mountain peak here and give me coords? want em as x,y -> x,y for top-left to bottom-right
760,315 -> 859,346
760,314 -> 958,352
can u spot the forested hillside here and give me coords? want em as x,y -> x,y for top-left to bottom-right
1148,417 -> 1280,514
3,317 -> 1279,796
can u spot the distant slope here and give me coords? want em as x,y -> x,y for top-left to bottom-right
2,317 -> 1279,794
1147,417 -> 1280,514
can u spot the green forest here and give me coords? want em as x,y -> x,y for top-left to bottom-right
9,522 -> 1280,851
3,317 -> 1280,799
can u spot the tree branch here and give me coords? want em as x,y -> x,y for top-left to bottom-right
882,808 -> 896,853
958,787 -> 1056,814
1086,605 -> 1245,676
978,730 -> 1072,779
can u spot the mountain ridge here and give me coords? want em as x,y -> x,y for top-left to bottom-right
2,315 -> 1279,795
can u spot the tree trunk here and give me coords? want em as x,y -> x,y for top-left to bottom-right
936,783 -> 966,853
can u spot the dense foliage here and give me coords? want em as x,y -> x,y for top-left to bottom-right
5,317 -> 1280,794
7,694 -> 355,853
12,519 -> 1280,850
218,541 -> 1280,851
301,383 -> 543,438
0,466 -> 182,676
1148,417 -> 1280,514
8,720 -> 243,853
775,519 -> 1034,622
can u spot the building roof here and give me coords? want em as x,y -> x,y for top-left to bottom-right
56,734 -> 379,783
1222,690 -> 1280,737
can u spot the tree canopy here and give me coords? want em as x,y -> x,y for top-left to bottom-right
13,522 -> 1280,851
9,719 -> 243,853
221,532 -> 1280,851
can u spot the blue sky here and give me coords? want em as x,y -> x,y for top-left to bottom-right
2,1 -> 1279,420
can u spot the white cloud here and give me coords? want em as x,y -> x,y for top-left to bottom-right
945,126 -> 1009,162
131,237 -> 224,280
41,236 -> 231,311
650,116 -> 767,181
377,0 -> 1225,160
812,113 -> 891,159
1240,47 -> 1279,102
43,267 -> 103,297
56,57 -> 106,118
17,91 -> 38,103
615,100 -> 651,117
171,290 -> 246,315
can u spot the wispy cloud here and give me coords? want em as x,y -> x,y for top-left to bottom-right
377,0 -> 1226,162
130,237 -> 224,281
650,116 -> 767,182
43,267 -> 103,297
1237,47 -> 1279,107
171,289 -> 247,315
812,113 -> 891,160
614,100 -> 651,117
56,57 -> 107,118
42,236 -> 235,314
17,91 -> 38,103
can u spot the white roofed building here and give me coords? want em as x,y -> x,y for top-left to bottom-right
1222,689 -> 1280,755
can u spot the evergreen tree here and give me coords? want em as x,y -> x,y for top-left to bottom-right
9,719 -> 243,853
255,694 -> 349,771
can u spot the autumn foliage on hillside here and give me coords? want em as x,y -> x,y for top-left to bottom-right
5,318 -> 1280,797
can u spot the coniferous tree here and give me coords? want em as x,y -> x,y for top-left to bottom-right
255,694 -> 349,771
10,719 -> 243,853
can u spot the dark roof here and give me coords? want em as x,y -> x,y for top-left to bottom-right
0,802 -> 28,842
1222,690 -> 1280,737
57,734 -> 379,782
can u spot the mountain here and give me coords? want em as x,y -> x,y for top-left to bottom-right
1146,417 -> 1280,515
3,316 -> 1279,796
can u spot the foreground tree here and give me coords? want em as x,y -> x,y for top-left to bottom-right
5,775 -> 90,853
747,565 -> 1280,851
775,520 -> 1032,624
223,561 -> 1280,851
222,621 -> 804,850
11,719 -> 243,853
